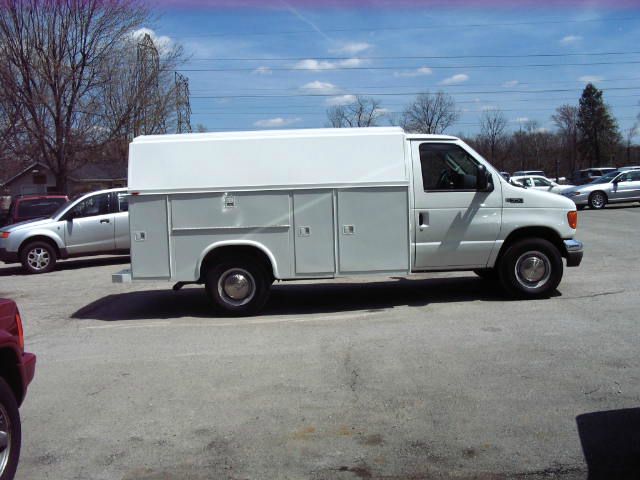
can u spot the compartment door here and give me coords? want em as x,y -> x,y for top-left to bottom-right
293,191 -> 335,275
337,187 -> 410,274
130,195 -> 170,279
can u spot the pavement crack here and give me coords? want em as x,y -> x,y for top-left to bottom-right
558,289 -> 625,300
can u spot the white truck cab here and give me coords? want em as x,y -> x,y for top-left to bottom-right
114,127 -> 582,315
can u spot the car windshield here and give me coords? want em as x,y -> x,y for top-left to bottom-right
17,198 -> 68,219
49,200 -> 72,218
590,171 -> 620,184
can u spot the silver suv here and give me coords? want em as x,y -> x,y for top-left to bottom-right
0,188 -> 129,273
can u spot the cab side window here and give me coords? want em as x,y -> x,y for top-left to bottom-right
419,143 -> 479,191
117,193 -> 129,212
69,193 -> 110,218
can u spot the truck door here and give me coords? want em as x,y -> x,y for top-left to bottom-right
411,141 -> 502,269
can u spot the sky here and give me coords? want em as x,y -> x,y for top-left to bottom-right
145,0 -> 640,137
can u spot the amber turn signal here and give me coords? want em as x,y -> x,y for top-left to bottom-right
0,231 -> 9,238
567,211 -> 578,229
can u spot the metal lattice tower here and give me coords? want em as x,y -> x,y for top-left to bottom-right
175,72 -> 192,134
134,33 -> 162,136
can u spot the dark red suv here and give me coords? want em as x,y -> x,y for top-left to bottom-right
0,299 -> 36,480
4,195 -> 69,226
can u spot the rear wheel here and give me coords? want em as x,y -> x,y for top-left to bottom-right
0,377 -> 21,480
20,241 -> 57,274
588,191 -> 607,209
498,238 -> 563,299
205,257 -> 271,316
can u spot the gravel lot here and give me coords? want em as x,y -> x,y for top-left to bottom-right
2,204 -> 639,480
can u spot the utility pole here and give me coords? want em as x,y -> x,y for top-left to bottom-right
134,33 -> 161,137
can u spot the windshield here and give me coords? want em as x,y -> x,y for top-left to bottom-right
590,171 -> 620,184
50,199 -> 72,218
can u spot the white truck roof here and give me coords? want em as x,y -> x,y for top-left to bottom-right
128,127 -> 458,193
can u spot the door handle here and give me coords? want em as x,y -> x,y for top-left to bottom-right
418,212 -> 428,230
100,219 -> 110,224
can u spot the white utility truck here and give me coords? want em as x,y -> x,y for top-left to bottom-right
114,127 -> 583,315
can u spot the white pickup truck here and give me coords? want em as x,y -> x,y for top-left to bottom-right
114,127 -> 583,315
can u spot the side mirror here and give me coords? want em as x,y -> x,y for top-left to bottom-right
476,165 -> 494,192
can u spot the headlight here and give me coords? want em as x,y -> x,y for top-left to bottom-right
566,191 -> 582,197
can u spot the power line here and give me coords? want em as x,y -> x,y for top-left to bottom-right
186,51 -> 640,62
190,86 -> 640,99
177,60 -> 640,73
171,16 -> 639,39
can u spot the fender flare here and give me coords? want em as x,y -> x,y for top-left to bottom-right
196,240 -> 280,279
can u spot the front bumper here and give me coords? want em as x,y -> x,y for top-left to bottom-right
0,247 -> 19,264
564,239 -> 583,267
562,192 -> 589,205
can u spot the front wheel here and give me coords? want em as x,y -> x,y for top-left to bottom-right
20,241 -> 57,274
498,238 -> 563,299
0,377 -> 21,480
588,191 -> 607,209
205,257 -> 271,316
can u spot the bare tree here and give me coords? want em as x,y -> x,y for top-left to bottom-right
0,0 -> 183,193
326,96 -> 383,128
552,104 -> 579,173
400,91 -> 460,134
479,109 -> 508,169
624,122 -> 639,164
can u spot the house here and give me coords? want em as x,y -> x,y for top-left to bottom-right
0,161 -> 127,197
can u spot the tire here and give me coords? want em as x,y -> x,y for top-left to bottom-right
473,268 -> 498,281
19,241 -> 57,274
588,191 -> 607,209
0,377 -> 21,480
205,256 -> 271,316
498,238 -> 563,299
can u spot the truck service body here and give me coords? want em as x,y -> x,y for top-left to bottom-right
115,127 -> 583,314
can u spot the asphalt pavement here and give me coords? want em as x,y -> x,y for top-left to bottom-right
1,204 -> 639,480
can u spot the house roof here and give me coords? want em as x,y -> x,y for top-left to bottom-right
0,162 -> 49,187
1,161 -> 127,187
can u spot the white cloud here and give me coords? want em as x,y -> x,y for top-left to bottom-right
132,27 -> 172,51
394,66 -> 433,78
331,42 -> 372,55
579,75 -> 604,83
514,117 -> 529,123
301,81 -> 339,94
325,95 -> 357,106
294,58 -> 364,71
254,117 -> 301,128
253,66 -> 272,75
502,80 -> 519,88
373,108 -> 390,116
440,74 -> 469,85
560,35 -> 582,45
481,105 -> 498,111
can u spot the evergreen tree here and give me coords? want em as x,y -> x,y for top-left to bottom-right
577,83 -> 621,167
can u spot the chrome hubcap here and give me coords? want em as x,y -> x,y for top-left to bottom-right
0,403 -> 12,475
515,251 -> 552,290
27,247 -> 50,270
218,268 -> 255,306
592,193 -> 604,207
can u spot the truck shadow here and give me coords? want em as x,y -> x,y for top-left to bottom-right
0,255 -> 129,276
72,276 -> 543,321
576,407 -> 640,480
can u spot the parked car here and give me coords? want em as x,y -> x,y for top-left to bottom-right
562,169 -> 640,209
571,168 -> 617,186
513,170 -> 546,177
114,127 -> 583,315
0,298 -> 36,480
0,188 -> 129,273
3,195 -> 69,227
510,175 -> 576,193
617,165 -> 640,172
499,171 -> 510,180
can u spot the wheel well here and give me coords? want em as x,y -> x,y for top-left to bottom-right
589,190 -> 608,200
498,227 -> 566,261
0,348 -> 24,405
19,236 -> 60,258
199,245 -> 275,282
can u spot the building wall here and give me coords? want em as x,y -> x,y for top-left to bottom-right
3,167 -> 57,197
